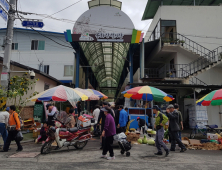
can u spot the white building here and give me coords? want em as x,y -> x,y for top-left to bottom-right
139,2 -> 222,127
0,28 -> 75,85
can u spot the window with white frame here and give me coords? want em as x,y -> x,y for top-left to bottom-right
31,40 -> 45,50
12,43 -> 18,50
64,65 -> 74,76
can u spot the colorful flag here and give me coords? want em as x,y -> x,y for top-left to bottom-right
131,29 -> 144,44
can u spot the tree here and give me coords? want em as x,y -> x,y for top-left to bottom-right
0,73 -> 39,113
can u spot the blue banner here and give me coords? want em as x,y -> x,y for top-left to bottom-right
0,6 -> 7,21
0,0 -> 9,11
22,21 -> 44,28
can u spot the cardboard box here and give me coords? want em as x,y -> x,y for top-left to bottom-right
207,133 -> 218,140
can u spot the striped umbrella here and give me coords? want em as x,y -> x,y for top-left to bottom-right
196,89 -> 222,106
29,85 -> 88,106
87,89 -> 108,100
122,86 -> 174,102
121,86 -> 174,130
75,88 -> 100,100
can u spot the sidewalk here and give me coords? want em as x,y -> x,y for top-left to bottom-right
0,137 -> 221,170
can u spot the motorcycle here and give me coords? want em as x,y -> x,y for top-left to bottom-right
41,116 -> 95,154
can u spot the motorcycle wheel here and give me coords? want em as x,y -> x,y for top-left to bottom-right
41,141 -> 53,154
74,141 -> 88,149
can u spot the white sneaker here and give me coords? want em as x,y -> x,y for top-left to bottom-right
101,155 -> 107,158
107,156 -> 115,160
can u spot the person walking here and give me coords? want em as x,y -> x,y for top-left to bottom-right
114,105 -> 120,133
166,104 -> 187,152
174,104 -> 183,140
153,105 -> 169,156
93,105 -> 100,132
118,105 -> 127,133
100,106 -> 116,160
1,105 -> 23,152
0,107 -> 9,149
98,102 -> 109,150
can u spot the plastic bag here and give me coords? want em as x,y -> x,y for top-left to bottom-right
16,131 -> 23,141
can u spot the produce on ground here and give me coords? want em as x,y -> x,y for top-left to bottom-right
126,132 -> 140,142
187,143 -> 222,150
138,138 -> 143,144
147,139 -> 155,145
142,135 -> 148,144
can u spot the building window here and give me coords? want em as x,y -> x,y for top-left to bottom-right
12,43 -> 18,50
44,83 -> 50,91
43,65 -> 49,74
64,65 -> 74,76
31,40 -> 45,50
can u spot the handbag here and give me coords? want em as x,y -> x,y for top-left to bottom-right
16,131 -> 23,141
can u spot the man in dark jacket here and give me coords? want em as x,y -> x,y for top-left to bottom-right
166,104 -> 187,152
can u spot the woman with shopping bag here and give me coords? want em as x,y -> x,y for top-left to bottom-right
1,105 -> 23,152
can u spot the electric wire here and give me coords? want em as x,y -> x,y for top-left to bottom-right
42,0 -> 84,19
15,1 -> 73,50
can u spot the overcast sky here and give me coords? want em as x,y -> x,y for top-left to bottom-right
0,0 -> 152,34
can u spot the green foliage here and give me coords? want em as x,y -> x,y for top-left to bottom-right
0,73 -> 39,113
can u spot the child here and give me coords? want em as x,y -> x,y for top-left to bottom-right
35,122 -> 49,144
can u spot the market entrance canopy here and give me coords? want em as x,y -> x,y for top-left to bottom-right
64,1 -> 143,96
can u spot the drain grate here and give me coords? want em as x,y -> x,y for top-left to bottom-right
9,152 -> 40,158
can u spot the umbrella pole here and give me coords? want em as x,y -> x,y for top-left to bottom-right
151,100 -> 154,130
145,95 -> 147,133
60,102 -> 61,113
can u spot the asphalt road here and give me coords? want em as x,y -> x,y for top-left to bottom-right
0,138 -> 222,170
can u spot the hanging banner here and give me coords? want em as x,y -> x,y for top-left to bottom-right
0,0 -> 9,11
0,5 -> 7,21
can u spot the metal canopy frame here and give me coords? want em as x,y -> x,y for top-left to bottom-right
79,41 -> 130,97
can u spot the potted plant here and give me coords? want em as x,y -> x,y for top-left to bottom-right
174,39 -> 179,45
170,39 -> 174,45
162,38 -> 170,45
179,40 -> 185,46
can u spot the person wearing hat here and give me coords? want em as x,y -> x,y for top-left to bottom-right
166,104 -> 187,152
0,107 -> 9,149
100,106 -> 116,160
174,104 -> 183,140
46,104 -> 58,126
153,105 -> 169,156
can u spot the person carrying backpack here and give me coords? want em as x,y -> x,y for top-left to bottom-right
153,105 -> 169,157
1,105 -> 23,152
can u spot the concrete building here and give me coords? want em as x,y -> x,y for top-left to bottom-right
0,28 -> 76,86
138,2 -> 222,127
0,57 -> 62,119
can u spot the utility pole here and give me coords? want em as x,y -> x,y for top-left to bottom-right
1,0 -> 16,89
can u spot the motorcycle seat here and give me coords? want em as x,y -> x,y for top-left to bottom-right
60,128 -> 68,132
69,127 -> 78,132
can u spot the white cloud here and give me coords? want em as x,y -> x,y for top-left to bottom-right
0,0 -> 152,34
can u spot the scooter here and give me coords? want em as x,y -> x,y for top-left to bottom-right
41,118 -> 95,154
